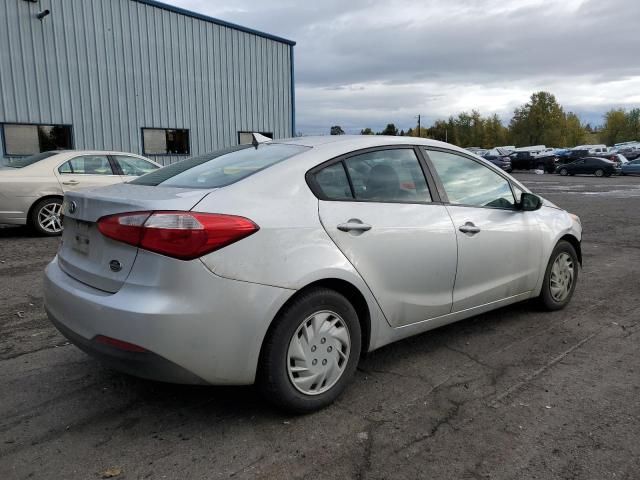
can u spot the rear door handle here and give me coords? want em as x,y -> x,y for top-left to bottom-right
62,180 -> 79,185
337,219 -> 372,232
459,222 -> 480,235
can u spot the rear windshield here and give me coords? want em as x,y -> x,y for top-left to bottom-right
6,151 -> 59,168
132,143 -> 310,188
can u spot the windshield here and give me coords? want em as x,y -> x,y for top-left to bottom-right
6,151 -> 59,168
132,143 -> 310,188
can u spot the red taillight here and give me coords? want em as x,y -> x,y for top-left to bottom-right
97,211 -> 259,260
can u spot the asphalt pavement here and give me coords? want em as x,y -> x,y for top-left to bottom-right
1,173 -> 639,479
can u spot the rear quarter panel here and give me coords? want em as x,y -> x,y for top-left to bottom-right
195,157 -> 389,349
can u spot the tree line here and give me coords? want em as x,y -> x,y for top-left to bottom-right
330,91 -> 639,148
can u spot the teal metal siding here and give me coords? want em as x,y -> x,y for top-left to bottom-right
0,0 -> 294,165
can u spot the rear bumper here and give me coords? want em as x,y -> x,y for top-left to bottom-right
48,310 -> 208,384
44,253 -> 293,385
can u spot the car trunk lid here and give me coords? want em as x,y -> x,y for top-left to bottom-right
58,183 -> 213,293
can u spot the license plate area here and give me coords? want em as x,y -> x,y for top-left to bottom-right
71,220 -> 91,254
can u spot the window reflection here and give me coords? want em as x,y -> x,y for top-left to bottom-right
428,150 -> 514,208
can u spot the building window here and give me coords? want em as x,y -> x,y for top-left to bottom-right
238,131 -> 273,145
142,128 -> 190,155
2,123 -> 73,156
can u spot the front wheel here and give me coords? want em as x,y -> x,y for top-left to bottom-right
559,168 -> 568,176
594,169 -> 604,177
258,288 -> 362,413
29,197 -> 63,236
537,241 -> 579,311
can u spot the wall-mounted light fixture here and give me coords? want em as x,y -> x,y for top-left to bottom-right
36,9 -> 50,20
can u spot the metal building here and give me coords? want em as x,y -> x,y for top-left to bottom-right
0,0 -> 296,165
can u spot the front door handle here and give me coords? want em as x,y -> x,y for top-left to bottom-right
62,179 -> 79,186
337,219 -> 372,233
459,222 -> 480,235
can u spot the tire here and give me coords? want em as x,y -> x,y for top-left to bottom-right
559,168 -> 568,176
536,163 -> 545,171
537,240 -> 579,311
258,288 -> 362,413
29,197 -> 63,236
594,169 -> 604,177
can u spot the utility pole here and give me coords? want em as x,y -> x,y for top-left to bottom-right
416,115 -> 421,137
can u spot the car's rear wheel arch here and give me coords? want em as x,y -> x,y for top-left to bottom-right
28,195 -> 63,219
27,194 -> 64,236
261,278 -> 371,360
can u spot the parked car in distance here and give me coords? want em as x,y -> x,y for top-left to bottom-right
509,151 -> 556,173
594,153 -> 629,165
621,159 -> 640,175
0,151 -> 160,235
557,157 -> 619,177
618,146 -> 640,161
44,135 -> 582,413
482,147 -> 512,172
557,149 -> 590,164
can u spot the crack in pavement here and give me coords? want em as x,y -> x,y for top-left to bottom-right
489,330 -> 600,407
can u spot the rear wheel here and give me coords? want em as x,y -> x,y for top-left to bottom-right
538,241 -> 579,311
258,288 -> 361,413
559,168 -> 568,176
29,197 -> 63,236
594,169 -> 604,177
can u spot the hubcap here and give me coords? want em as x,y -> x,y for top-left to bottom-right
38,202 -> 63,233
549,252 -> 575,302
287,310 -> 351,396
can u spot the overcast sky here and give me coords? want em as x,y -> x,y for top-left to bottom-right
168,0 -> 640,134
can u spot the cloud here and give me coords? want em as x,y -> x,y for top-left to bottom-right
168,0 -> 640,134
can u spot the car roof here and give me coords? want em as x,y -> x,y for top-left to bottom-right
274,134 -> 472,153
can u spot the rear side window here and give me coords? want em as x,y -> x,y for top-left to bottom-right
132,144 -> 310,188
113,156 -> 158,176
314,163 -> 353,200
345,149 -> 431,202
311,148 -> 431,203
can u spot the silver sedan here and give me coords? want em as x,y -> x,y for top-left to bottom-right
43,136 -> 582,412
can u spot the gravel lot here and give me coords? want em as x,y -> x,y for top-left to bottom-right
1,173 -> 639,479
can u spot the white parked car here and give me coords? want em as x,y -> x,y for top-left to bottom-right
0,151 -> 160,235
44,136 -> 582,412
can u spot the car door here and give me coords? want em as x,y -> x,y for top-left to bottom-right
111,155 -> 160,179
424,148 -> 542,312
55,155 -> 122,192
571,159 -> 586,174
313,147 -> 458,327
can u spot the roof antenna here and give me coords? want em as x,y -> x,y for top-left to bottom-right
251,132 -> 272,149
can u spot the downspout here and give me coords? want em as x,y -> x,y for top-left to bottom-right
289,45 -> 296,137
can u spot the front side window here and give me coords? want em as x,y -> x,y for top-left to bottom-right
59,155 -> 114,175
3,123 -> 73,156
142,128 -> 189,155
427,149 -> 515,209
113,156 -> 159,176
132,143 -> 310,188
342,149 -> 431,203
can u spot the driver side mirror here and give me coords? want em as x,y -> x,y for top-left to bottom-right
520,192 -> 543,211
